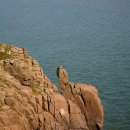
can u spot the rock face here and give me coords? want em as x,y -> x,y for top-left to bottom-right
0,43 -> 104,130
57,66 -> 104,130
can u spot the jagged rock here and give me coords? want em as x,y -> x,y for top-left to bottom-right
68,100 -> 88,129
0,44 -> 104,130
57,66 -> 104,130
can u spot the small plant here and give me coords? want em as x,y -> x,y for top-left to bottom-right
29,80 -> 42,94
0,43 -> 12,60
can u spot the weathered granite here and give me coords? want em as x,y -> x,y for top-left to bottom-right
0,43 -> 104,130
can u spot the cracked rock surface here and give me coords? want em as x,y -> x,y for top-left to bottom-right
0,44 -> 104,130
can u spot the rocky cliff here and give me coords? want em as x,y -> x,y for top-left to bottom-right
0,43 -> 104,130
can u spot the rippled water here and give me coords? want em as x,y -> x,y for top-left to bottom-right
0,0 -> 130,129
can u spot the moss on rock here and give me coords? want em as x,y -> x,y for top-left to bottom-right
0,43 -> 12,60
29,80 -> 42,94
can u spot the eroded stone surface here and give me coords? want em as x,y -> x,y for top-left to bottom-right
0,44 -> 104,130
57,66 -> 104,130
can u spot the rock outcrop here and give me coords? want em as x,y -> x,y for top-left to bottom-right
0,43 -> 104,130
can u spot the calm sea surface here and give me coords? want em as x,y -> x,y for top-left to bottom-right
0,0 -> 130,129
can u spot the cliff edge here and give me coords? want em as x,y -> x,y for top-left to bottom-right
0,43 -> 104,130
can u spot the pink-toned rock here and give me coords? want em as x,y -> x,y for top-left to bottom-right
57,66 -> 104,130
68,100 -> 88,129
0,44 -> 104,130
4,97 -> 15,106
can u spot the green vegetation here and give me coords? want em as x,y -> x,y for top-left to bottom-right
0,76 -> 9,89
0,43 -> 12,60
0,79 -> 10,89
29,80 -> 42,94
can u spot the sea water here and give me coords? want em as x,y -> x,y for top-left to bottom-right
0,0 -> 130,129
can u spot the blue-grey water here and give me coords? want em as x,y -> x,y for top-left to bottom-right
0,0 -> 130,129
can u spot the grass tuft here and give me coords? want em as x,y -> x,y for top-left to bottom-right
0,43 -> 12,60
29,80 -> 42,94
